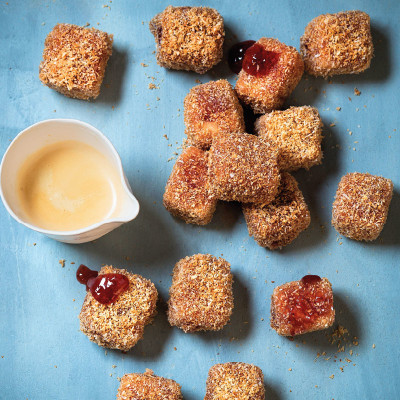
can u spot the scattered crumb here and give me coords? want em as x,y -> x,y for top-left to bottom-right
354,88 -> 361,96
141,63 -> 148,67
59,259 -> 65,268
288,368 -> 292,371
174,347 -> 177,351
372,344 -> 376,349
148,83 -> 159,90
112,365 -> 117,368
329,374 -> 334,379
330,122 -> 336,127
336,107 -> 341,111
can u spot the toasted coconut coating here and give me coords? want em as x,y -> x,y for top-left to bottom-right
204,362 -> 265,400
168,254 -> 233,333
332,172 -> 393,241
184,80 -> 246,149
117,369 -> 183,400
242,173 -> 311,249
255,106 -> 323,171
39,23 -> 113,100
163,147 -> 217,225
149,6 -> 224,74
235,38 -> 304,113
208,132 -> 280,204
271,277 -> 335,336
79,266 -> 158,351
300,11 -> 373,77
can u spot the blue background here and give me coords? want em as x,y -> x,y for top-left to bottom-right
0,0 -> 399,399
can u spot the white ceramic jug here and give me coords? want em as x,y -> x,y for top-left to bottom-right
0,119 -> 139,244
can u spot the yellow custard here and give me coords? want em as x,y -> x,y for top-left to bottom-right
17,140 -> 120,231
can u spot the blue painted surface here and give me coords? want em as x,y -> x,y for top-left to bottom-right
0,1 -> 399,399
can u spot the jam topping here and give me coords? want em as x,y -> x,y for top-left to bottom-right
76,264 -> 98,290
275,275 -> 332,336
76,264 -> 130,305
242,43 -> 280,77
90,274 -> 130,305
300,274 -> 322,286
228,40 -> 256,74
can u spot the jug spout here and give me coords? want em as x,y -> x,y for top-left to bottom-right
115,191 -> 140,222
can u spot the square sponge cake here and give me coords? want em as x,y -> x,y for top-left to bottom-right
39,23 -> 113,100
149,6 -> 224,74
79,266 -> 158,351
117,369 -> 182,400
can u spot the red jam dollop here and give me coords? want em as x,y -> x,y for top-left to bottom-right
76,264 -> 129,305
286,274 -> 330,336
76,264 -> 98,290
300,274 -> 322,286
228,40 -> 256,74
242,43 -> 280,77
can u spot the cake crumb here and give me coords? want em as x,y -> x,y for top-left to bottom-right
336,107 -> 341,111
148,83 -> 159,90
59,259 -> 65,268
354,88 -> 361,96
329,374 -> 334,379
141,63 -> 148,67
372,344 -> 376,349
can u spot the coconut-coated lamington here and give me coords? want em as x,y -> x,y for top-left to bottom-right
79,266 -> 158,351
168,254 -> 233,333
163,146 -> 217,225
255,106 -> 323,171
39,24 -> 113,100
208,132 -> 280,204
271,275 -> 335,336
235,38 -> 304,113
332,172 -> 393,241
184,80 -> 245,149
149,6 -> 224,74
300,11 -> 373,77
117,369 -> 182,400
204,362 -> 265,400
242,173 -> 311,250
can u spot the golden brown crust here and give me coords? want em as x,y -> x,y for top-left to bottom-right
79,266 -> 158,351
242,173 -> 311,249
255,106 -> 323,171
39,23 -> 113,100
235,38 -> 304,113
270,277 -> 335,336
204,362 -> 265,400
208,132 -> 280,204
332,172 -> 393,241
117,369 -> 183,400
168,254 -> 233,333
300,11 -> 373,77
149,6 -> 224,74
184,80 -> 245,149
163,147 -> 217,225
